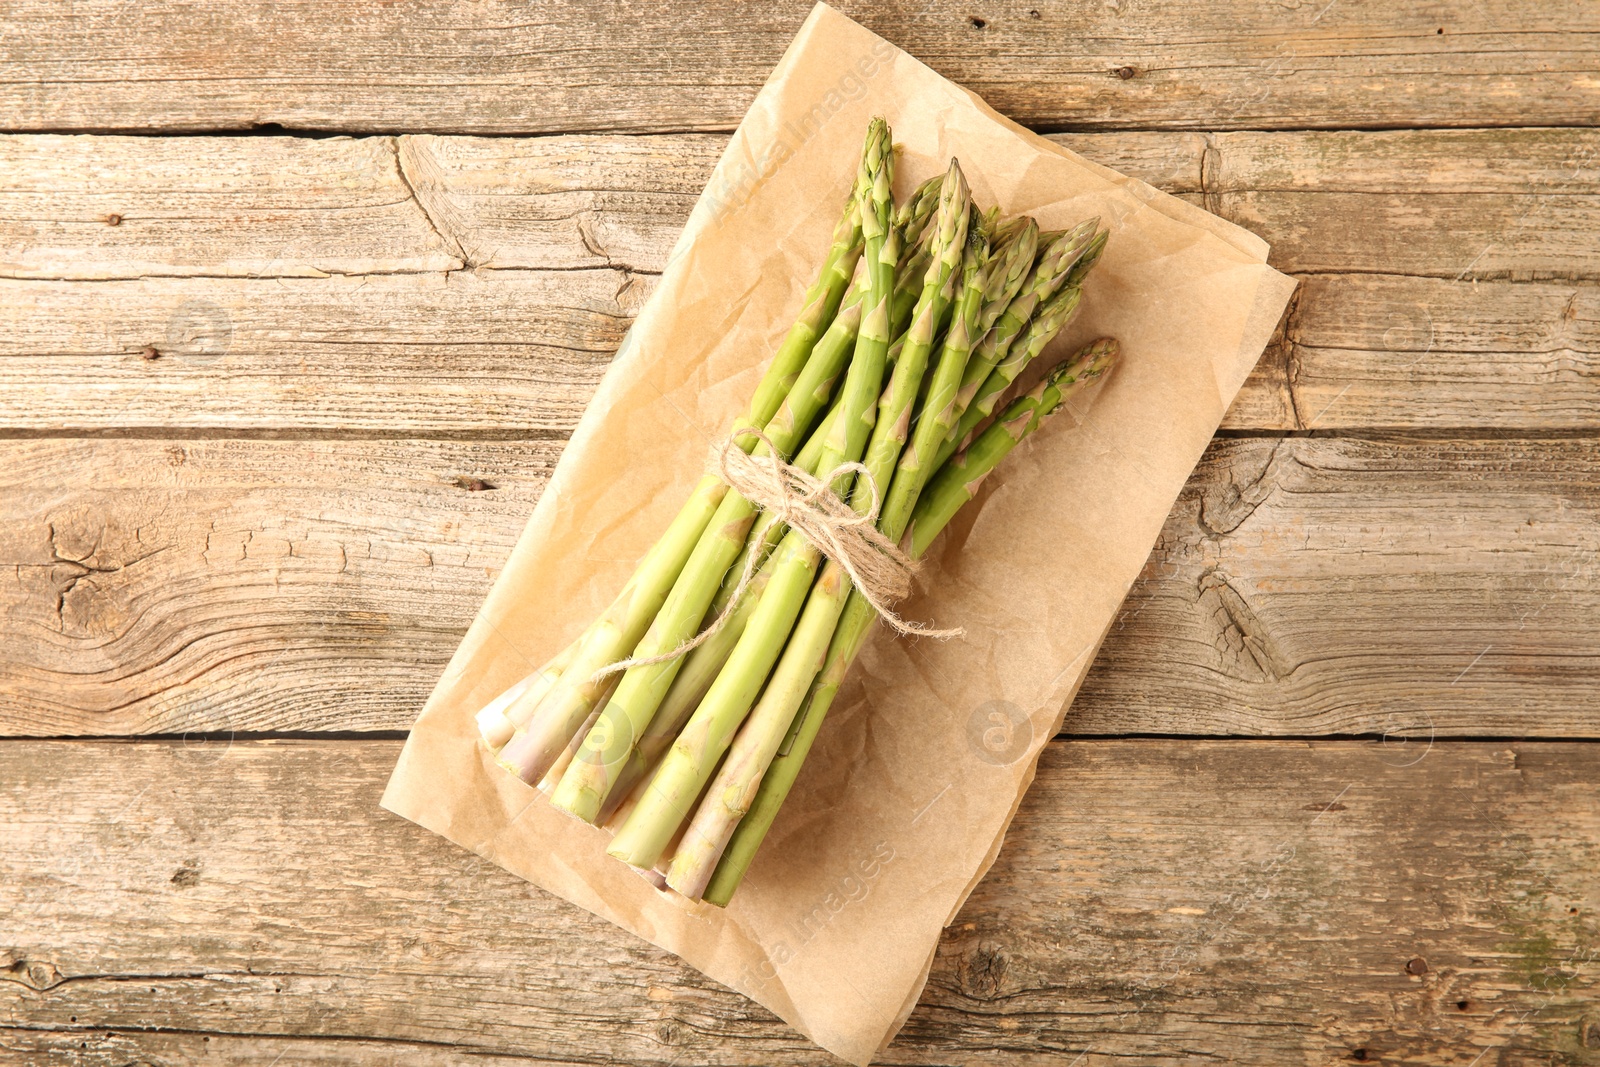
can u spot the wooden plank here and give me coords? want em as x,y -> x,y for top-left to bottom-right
0,438 -> 555,736
7,269 -> 1595,434
2,1 -> 1597,134
2,738 -> 1596,1064
19,129 -> 1599,278
0,135 -> 458,279
0,131 -> 1197,279
1077,436 -> 1600,737
3,130 -> 1596,431
2,436 -> 1596,738
1284,273 -> 1600,430
1211,128 -> 1600,280
0,271 -> 639,433
393,132 -> 730,273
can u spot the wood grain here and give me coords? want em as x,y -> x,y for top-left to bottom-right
1212,128 -> 1600,280
0,271 -> 637,434
3,130 -> 1596,432
4,9 -> 1597,1064
3,436 -> 1596,738
3,738 -> 1596,1064
0,135 -> 457,279
2,1 -> 1598,135
1078,435 -> 1600,737
0,438 -> 556,736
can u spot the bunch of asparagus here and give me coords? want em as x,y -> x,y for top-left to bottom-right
474,117 -> 1118,905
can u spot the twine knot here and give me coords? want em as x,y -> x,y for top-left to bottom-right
593,427 -> 959,682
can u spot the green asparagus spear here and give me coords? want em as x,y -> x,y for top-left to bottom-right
910,338 -> 1118,556
977,219 -> 1040,335
552,119 -> 898,825
940,277 -> 1087,467
668,167 -> 978,897
936,220 -> 1099,467
875,214 -> 1020,540
1062,228 -> 1109,290
894,174 -> 943,253
702,338 -> 1119,906
606,136 -> 922,869
500,127 -> 882,791
885,177 -> 942,335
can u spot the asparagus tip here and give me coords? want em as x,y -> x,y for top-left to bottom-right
1042,337 -> 1119,415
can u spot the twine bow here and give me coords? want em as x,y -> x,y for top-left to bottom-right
593,427 -> 960,682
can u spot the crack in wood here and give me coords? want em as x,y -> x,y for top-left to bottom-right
1196,567 -> 1292,683
1195,439 -> 1287,537
391,136 -> 471,272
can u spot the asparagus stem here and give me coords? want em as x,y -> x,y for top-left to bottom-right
506,300 -> 860,791
702,338 -> 1119,906
666,559 -> 849,897
534,675 -> 617,793
612,342 -> 896,829
541,299 -> 864,814
607,120 -> 904,869
605,530 -> 822,866
662,164 -> 974,896
700,590 -> 871,907
589,402 -> 842,823
888,253 -> 927,338
876,211 -> 1011,541
500,134 -> 882,793
495,485 -> 732,784
475,637 -> 580,750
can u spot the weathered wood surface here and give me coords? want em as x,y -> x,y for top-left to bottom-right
4,436 -> 1596,738
3,1 -> 1598,135
0,438 -> 555,736
3,6 -> 1599,1060
4,130 -> 1596,433
4,739 -> 1597,1065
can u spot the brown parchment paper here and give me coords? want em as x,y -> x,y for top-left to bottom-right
382,5 -> 1297,1062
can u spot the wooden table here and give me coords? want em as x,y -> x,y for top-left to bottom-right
3,3 -> 1598,1064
